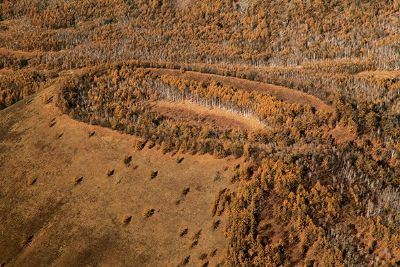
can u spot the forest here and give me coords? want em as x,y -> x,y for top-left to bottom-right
1,0 -> 399,266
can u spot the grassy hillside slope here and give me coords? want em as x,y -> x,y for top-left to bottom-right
0,81 -> 237,266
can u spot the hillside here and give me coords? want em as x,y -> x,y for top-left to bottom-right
0,80 -> 238,266
1,1 -> 399,266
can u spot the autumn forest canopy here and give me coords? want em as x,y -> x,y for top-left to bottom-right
1,0 -> 400,266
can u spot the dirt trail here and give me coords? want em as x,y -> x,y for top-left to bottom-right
0,47 -> 41,58
0,46 -> 334,113
150,68 -> 334,113
357,70 -> 400,79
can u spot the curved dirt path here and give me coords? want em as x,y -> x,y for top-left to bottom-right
0,46 -> 334,113
150,68 -> 334,113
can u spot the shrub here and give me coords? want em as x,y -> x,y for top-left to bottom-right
150,170 -> 158,179
142,208 -> 155,218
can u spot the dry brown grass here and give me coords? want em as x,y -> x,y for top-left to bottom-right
0,86 -> 235,266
